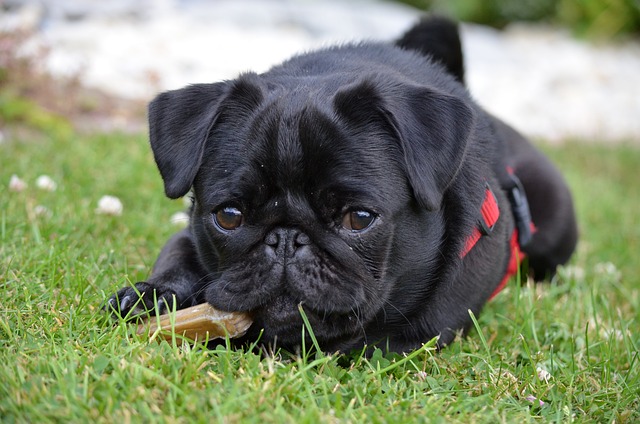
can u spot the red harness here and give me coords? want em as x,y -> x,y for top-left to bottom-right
460,183 -> 529,300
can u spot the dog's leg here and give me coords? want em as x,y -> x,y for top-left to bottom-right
493,118 -> 579,280
107,228 -> 208,319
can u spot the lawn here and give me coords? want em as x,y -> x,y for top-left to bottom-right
1,129 -> 638,423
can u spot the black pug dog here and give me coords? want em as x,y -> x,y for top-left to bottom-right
108,17 -> 577,353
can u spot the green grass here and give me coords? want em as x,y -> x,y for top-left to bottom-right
1,131 -> 638,423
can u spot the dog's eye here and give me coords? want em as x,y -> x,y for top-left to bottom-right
342,210 -> 376,232
213,206 -> 244,231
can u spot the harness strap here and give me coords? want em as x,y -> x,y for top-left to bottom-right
460,183 -> 500,258
490,229 -> 524,299
461,173 -> 534,299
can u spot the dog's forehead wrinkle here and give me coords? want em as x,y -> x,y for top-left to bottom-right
260,96 -> 326,195
207,91 -> 409,218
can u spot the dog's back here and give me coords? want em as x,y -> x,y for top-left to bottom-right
396,17 -> 578,280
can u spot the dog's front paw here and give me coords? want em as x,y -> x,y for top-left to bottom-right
106,282 -> 178,320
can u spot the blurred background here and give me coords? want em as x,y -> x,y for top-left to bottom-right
401,0 -> 640,38
1,0 -> 639,142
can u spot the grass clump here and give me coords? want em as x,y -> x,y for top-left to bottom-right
1,130 -> 639,422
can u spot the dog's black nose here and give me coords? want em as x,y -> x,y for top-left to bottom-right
265,228 -> 310,257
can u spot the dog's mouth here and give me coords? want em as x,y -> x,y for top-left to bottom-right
254,295 -> 304,327
251,295 -> 337,330
202,249 -> 377,349
240,294 -> 364,348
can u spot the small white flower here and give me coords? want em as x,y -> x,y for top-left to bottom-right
600,327 -> 627,342
414,371 -> 428,382
170,211 -> 189,226
594,262 -> 621,281
9,174 -> 27,192
96,195 -> 123,216
182,194 -> 193,208
558,265 -> 585,282
500,371 -> 518,385
33,205 -> 52,218
35,175 -> 57,191
536,367 -> 552,382
525,394 -> 545,407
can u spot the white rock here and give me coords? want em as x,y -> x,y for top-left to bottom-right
3,0 -> 639,142
0,2 -> 44,33
96,195 -> 123,216
35,175 -> 58,191
462,23 -> 640,142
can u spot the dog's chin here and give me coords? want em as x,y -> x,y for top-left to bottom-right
214,292 -> 364,349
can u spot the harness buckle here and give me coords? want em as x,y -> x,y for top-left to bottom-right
507,173 -> 533,247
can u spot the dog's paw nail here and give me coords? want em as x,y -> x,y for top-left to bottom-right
157,298 -> 168,314
106,297 -> 118,312
120,295 -> 133,313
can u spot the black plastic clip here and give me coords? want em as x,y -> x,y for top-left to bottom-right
507,173 -> 533,247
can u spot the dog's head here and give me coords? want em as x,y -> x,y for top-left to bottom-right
148,60 -> 474,349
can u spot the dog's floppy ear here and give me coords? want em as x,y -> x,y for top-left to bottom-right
148,75 -> 265,198
334,79 -> 474,211
148,83 -> 227,198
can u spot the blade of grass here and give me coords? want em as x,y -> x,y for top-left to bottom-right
468,309 -> 491,359
298,303 -> 322,355
372,337 -> 438,376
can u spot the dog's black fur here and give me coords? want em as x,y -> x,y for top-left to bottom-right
108,17 -> 578,353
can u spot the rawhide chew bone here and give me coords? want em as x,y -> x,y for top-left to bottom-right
138,303 -> 253,342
